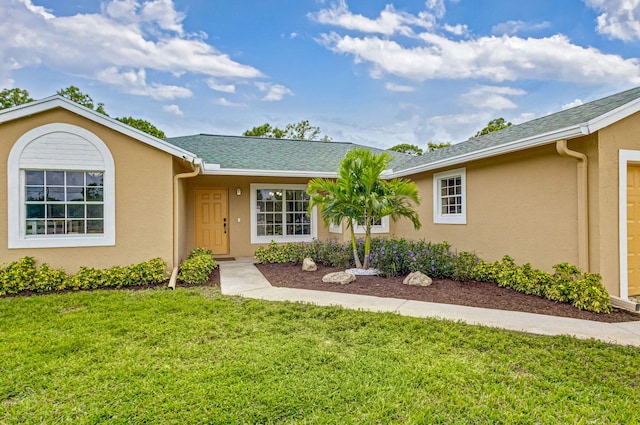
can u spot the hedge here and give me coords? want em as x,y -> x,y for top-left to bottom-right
0,257 -> 167,295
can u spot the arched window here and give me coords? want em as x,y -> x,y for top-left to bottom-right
7,123 -> 115,248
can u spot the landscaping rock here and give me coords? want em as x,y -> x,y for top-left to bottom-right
302,257 -> 317,272
403,271 -> 433,287
322,271 -> 356,285
345,267 -> 380,276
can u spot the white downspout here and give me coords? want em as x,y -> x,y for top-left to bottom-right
168,161 -> 201,289
556,140 -> 590,271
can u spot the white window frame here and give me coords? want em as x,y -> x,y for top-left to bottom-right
329,219 -> 343,234
433,167 -> 467,225
353,216 -> 390,234
7,123 -> 116,248
250,183 -> 317,244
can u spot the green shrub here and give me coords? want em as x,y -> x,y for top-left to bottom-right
0,257 -> 37,295
255,239 -> 354,268
310,239 -> 353,268
470,259 -> 502,282
547,263 -> 612,313
33,264 -> 69,292
178,248 -> 218,284
452,251 -> 481,282
0,257 -> 168,295
470,257 -> 612,313
405,241 -> 457,279
134,258 -> 167,285
368,238 -> 411,276
68,267 -> 110,290
495,260 -> 551,297
254,241 -> 299,264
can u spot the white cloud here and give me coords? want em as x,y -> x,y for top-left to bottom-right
19,0 -> 53,19
101,0 -> 184,34
491,20 -> 551,36
460,85 -> 526,110
318,32 -> 640,84
0,0 -> 264,99
97,67 -> 192,100
163,104 -> 184,116
443,23 -> 469,36
255,82 -> 294,101
562,99 -> 584,110
385,82 -> 415,92
585,0 -> 640,41
425,111 -> 491,142
207,79 -> 236,93
309,0 -> 437,36
214,97 -> 245,107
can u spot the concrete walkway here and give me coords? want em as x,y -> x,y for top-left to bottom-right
218,259 -> 640,348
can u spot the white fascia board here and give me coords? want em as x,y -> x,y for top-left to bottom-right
390,124 -> 588,178
201,164 -> 338,178
0,96 -> 201,163
584,97 -> 640,134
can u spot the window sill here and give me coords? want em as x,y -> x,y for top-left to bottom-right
251,235 -> 315,244
434,215 -> 466,225
9,234 -> 115,249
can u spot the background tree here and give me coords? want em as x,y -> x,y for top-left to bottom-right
388,144 -> 424,155
57,86 -> 107,115
115,116 -> 165,138
0,85 -> 166,138
472,117 -> 512,138
388,142 -> 451,155
244,120 -> 331,141
307,148 -> 421,270
0,88 -> 34,109
427,141 -> 451,152
243,123 -> 287,139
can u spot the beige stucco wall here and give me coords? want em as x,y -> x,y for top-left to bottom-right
594,111 -> 640,296
392,143 -> 581,272
0,108 -> 175,272
183,175 -> 335,257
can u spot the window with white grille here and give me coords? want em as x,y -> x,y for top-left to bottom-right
433,168 -> 466,224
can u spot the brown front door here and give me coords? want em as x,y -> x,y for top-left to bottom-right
195,189 -> 229,255
627,165 -> 640,296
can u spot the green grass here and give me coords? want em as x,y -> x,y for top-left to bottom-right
1,287 -> 639,424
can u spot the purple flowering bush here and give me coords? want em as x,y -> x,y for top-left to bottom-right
367,239 -> 480,279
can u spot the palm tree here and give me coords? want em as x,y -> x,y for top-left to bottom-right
308,148 -> 422,269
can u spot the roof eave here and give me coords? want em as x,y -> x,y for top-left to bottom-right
585,96 -> 640,133
202,163 -> 338,178
391,125 -> 588,178
0,96 -> 201,163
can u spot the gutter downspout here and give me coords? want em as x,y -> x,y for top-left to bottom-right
168,162 -> 201,289
556,140 -> 590,271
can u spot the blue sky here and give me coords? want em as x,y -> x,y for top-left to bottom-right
2,0 -> 640,148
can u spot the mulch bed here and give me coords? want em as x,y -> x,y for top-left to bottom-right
256,262 -> 640,323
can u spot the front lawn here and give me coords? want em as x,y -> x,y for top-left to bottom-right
1,287 -> 639,424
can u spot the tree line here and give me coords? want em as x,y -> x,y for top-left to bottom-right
2,86 -> 512,147
0,86 -> 165,138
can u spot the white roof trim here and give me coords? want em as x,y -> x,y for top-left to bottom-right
584,95 -> 640,134
202,163 -> 338,178
393,94 -> 640,178
392,124 -> 588,177
0,96 -> 201,163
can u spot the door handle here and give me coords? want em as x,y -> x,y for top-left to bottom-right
223,217 -> 227,234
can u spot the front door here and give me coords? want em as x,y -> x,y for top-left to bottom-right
195,189 -> 229,255
627,165 -> 640,296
